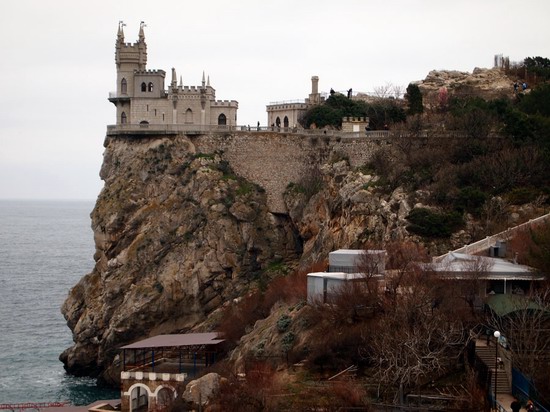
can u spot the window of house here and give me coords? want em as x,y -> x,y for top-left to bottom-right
141,82 -> 147,92
121,78 -> 127,94
148,82 -> 154,92
121,112 -> 127,124
218,113 -> 227,125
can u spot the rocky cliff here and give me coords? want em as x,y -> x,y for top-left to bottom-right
60,134 -> 415,383
417,67 -> 514,104
60,135 -> 302,381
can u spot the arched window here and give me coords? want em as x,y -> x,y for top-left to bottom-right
141,82 -> 147,92
121,78 -> 127,94
275,117 -> 281,127
130,386 -> 148,412
121,112 -> 127,124
185,108 -> 193,124
148,82 -> 154,92
283,116 -> 289,128
218,113 -> 227,125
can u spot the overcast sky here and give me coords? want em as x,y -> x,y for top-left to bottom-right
1,0 -> 549,201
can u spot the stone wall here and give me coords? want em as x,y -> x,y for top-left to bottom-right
189,132 -> 387,213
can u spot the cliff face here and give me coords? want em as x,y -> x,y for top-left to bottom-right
60,134 -> 415,383
418,67 -> 514,104
60,136 -> 300,380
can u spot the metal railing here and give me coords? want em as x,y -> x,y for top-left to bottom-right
434,212 -> 550,261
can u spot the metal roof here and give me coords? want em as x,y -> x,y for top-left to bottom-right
427,252 -> 544,280
120,332 -> 224,350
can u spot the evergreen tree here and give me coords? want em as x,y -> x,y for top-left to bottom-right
405,83 -> 424,115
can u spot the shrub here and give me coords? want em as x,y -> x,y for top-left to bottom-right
276,314 -> 292,333
406,208 -> 463,237
454,186 -> 488,215
506,187 -> 541,205
281,332 -> 295,352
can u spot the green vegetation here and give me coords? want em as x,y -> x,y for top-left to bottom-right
405,83 -> 423,115
276,314 -> 292,332
406,208 -> 463,238
300,92 -> 405,129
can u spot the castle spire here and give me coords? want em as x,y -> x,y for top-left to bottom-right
179,76 -> 183,87
207,75 -> 210,87
117,21 -> 125,42
202,71 -> 206,88
139,21 -> 146,41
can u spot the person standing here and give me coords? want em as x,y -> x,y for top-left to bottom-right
510,397 -> 521,412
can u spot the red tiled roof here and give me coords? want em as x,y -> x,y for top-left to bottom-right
120,332 -> 224,349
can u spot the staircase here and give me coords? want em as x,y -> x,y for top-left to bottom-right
476,345 -> 511,395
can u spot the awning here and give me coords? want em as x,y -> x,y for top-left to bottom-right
120,332 -> 224,350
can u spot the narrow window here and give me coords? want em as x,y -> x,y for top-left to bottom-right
121,112 -> 127,124
185,108 -> 193,124
218,113 -> 227,125
146,105 -> 149,112
148,82 -> 154,92
141,82 -> 147,92
121,78 -> 127,94
276,117 -> 281,127
283,116 -> 289,128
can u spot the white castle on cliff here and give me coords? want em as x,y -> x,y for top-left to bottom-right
108,22 -> 238,128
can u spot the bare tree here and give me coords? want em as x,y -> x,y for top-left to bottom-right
365,267 -> 467,403
488,288 -> 550,399
373,82 -> 394,99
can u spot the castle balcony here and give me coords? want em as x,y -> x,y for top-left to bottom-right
108,91 -> 131,103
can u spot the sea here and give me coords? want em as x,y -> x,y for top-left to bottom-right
0,200 -> 119,405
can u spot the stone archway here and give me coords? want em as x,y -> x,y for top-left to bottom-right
129,384 -> 150,412
283,116 -> 289,128
155,386 -> 176,410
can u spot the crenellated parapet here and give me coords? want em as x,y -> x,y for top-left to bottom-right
134,69 -> 166,75
212,100 -> 239,108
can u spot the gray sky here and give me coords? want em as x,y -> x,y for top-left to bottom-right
1,0 -> 549,200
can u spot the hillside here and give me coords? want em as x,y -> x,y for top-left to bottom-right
60,64 -> 550,408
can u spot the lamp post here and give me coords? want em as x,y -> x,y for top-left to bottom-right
494,330 -> 501,411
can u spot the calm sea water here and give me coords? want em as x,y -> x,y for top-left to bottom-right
0,200 -> 119,405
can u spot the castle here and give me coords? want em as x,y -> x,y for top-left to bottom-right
108,22 -> 238,129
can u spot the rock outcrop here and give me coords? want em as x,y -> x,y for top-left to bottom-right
418,67 -> 514,105
60,136 -> 301,381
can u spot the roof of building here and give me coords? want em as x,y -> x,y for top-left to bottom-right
428,252 -> 543,280
47,400 -> 121,412
306,271 -> 382,281
120,332 -> 224,350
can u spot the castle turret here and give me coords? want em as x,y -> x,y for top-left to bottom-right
115,21 -> 147,97
309,76 -> 320,105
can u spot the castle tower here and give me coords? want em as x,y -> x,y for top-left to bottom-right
115,21 -> 147,97
309,76 -> 320,105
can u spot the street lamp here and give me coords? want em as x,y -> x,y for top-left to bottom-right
494,330 -> 501,411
